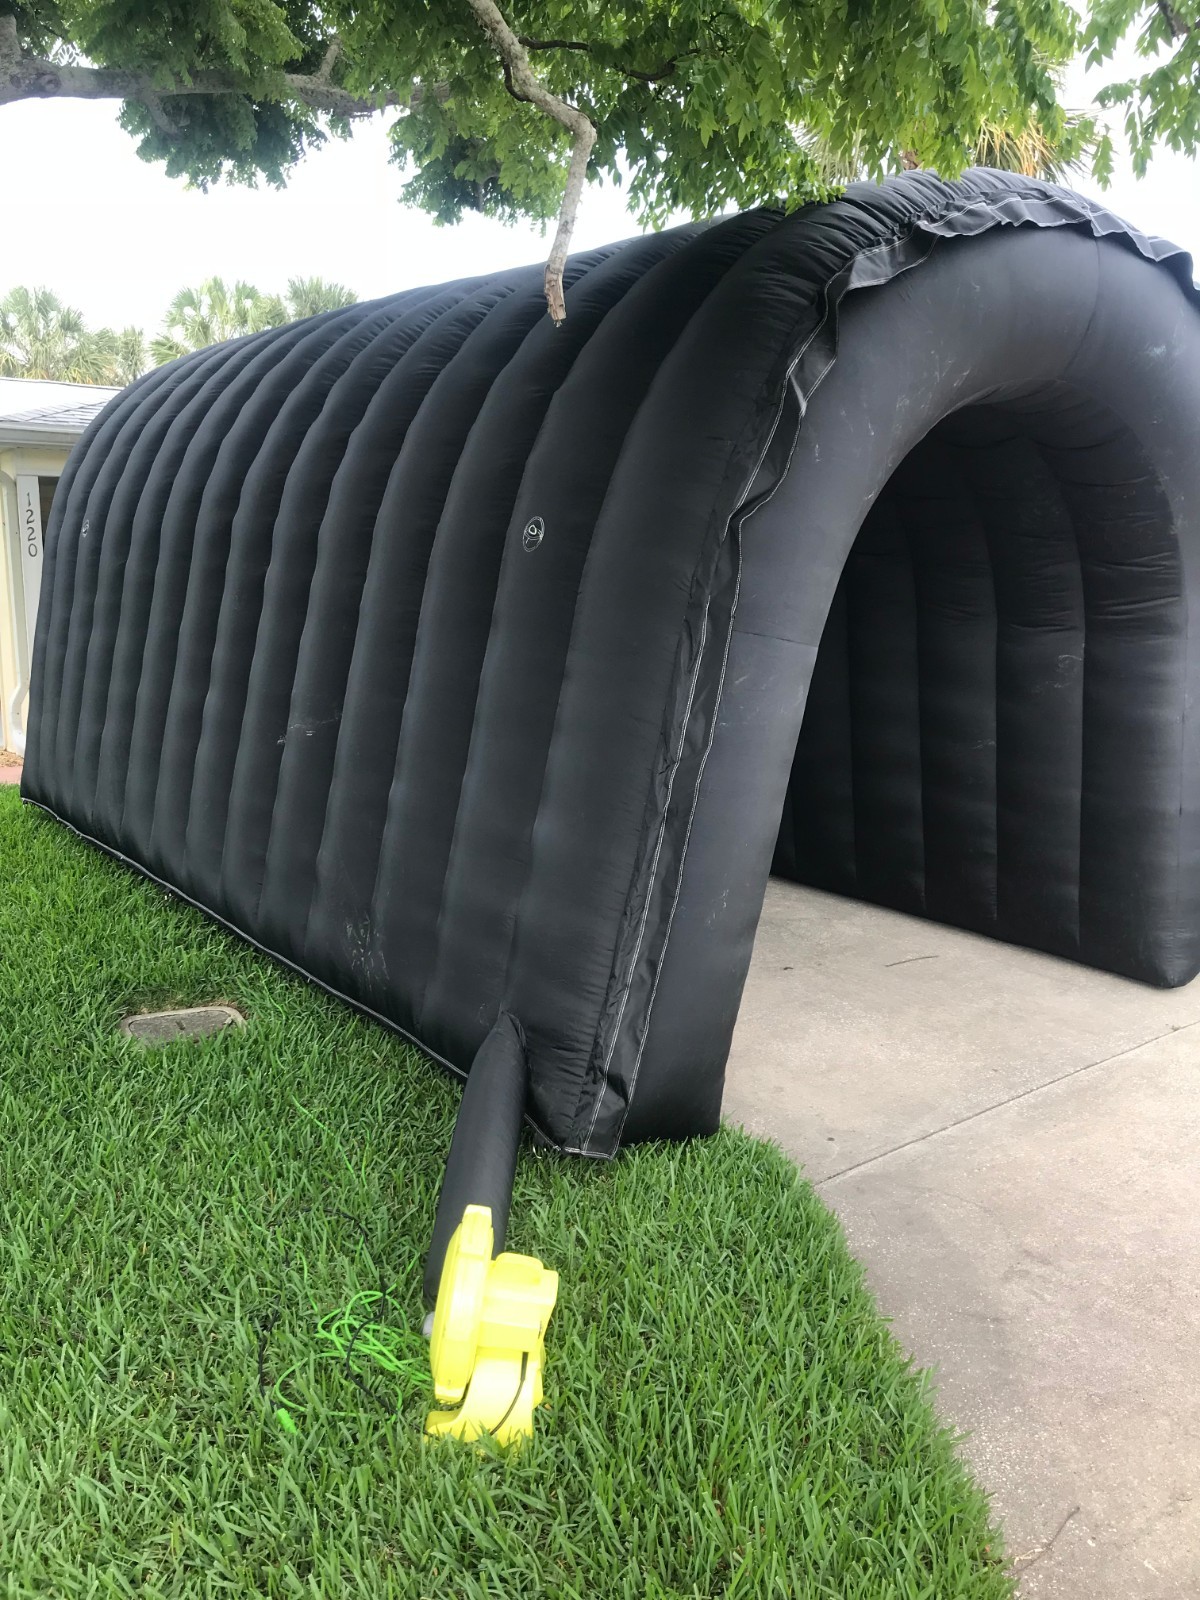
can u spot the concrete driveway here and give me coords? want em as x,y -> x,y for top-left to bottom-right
724,880 -> 1200,1600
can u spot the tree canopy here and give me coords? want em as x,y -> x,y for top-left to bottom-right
2,2 -> 1197,318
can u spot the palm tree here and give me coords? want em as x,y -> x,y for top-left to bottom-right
92,325 -> 151,386
970,113 -> 1094,182
285,277 -> 357,319
151,275 -> 359,364
799,107 -> 1094,188
0,286 -> 142,384
150,277 -> 287,365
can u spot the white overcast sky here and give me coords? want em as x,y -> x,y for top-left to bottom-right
1,44 -> 1197,334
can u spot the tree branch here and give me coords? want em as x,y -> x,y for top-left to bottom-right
465,0 -> 597,322
141,88 -> 180,137
0,14 -> 17,73
615,56 -> 683,84
518,36 -> 592,54
1155,0 -> 1192,39
0,18 -> 440,120
518,33 -> 692,83
315,38 -> 343,83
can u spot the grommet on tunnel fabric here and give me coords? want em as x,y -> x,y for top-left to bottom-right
522,515 -> 545,551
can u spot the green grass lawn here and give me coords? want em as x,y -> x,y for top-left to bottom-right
0,785 -> 1011,1599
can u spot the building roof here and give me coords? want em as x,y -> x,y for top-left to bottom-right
0,377 -> 122,450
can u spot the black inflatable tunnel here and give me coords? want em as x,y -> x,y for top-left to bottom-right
23,169 -> 1200,1160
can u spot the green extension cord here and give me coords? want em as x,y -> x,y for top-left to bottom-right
272,1287 -> 428,1432
268,1100 -> 429,1432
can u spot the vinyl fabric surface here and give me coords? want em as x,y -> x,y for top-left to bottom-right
23,170 -> 1200,1155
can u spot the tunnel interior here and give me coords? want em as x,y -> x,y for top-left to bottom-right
772,381 -> 1188,984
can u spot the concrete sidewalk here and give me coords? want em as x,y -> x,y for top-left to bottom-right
724,881 -> 1200,1600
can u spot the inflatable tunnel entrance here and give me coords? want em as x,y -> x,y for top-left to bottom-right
776,384 -> 1184,980
21,171 -> 1200,1159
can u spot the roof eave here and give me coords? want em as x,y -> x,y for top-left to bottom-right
0,423 -> 84,452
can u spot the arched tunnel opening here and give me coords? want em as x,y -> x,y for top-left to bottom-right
772,384 -> 1186,986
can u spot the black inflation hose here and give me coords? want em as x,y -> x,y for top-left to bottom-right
422,1011 -> 529,1308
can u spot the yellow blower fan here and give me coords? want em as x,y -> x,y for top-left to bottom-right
425,1205 -> 558,1445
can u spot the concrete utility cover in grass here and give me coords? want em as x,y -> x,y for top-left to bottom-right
121,1005 -> 244,1045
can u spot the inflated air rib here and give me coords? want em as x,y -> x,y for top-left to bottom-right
23,169 -> 1200,1160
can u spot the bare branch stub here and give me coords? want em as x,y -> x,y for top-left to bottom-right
141,88 -> 180,137
315,38 -> 344,83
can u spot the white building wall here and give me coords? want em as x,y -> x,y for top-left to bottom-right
1,444 -> 70,753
